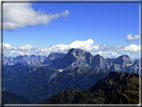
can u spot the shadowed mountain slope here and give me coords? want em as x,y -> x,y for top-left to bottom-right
5,66 -> 108,102
39,71 -> 139,104
3,91 -> 34,104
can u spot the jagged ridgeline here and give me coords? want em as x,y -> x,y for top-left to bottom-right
3,48 -> 140,104
39,71 -> 139,104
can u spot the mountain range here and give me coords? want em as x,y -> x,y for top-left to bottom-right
49,48 -> 139,74
3,54 -> 46,66
2,48 -> 140,74
3,52 -> 65,66
2,48 -> 141,104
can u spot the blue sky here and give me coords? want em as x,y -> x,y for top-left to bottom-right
3,2 -> 140,59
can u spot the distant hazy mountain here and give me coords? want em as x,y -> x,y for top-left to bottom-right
39,71 -> 139,104
3,52 -> 65,66
91,54 -> 113,70
42,52 -> 65,65
3,54 -> 13,65
3,91 -> 34,104
49,48 -> 138,73
3,48 -> 139,73
126,59 -> 140,74
3,54 -> 46,66
109,55 -> 134,72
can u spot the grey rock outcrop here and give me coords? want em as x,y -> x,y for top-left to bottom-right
49,48 -> 139,73
49,48 -> 94,69
42,52 -> 65,65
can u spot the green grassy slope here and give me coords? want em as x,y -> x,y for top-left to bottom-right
39,71 -> 139,104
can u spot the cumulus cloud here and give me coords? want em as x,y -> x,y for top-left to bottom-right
3,39 -> 99,57
126,34 -> 140,43
93,51 -> 121,58
17,44 -> 37,51
3,43 -> 37,51
99,43 -> 140,52
69,39 -> 99,51
99,44 -> 123,51
42,39 -> 99,53
1,2 -> 69,30
121,44 -> 140,52
2,39 -> 140,59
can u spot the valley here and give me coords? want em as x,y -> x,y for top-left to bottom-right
2,48 -> 141,104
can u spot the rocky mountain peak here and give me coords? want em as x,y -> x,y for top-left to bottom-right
93,54 -> 104,60
68,48 -> 76,53
117,55 -> 133,62
30,55 -> 36,57
95,54 -> 101,57
113,55 -> 134,66
68,48 -> 85,54
24,55 -> 28,57
49,48 -> 139,73
119,55 -> 129,58
42,52 -> 65,65
66,48 -> 91,60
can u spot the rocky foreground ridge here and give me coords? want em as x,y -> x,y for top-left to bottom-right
39,71 -> 139,104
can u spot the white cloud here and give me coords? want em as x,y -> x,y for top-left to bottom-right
99,43 -> 123,51
69,39 -> 99,51
3,43 -> 37,51
17,44 -> 37,51
121,44 -> 140,52
3,43 -> 13,51
2,39 -> 140,59
126,34 -> 140,43
1,2 -> 69,30
10,50 -> 25,56
94,51 -> 121,58
3,39 -> 99,57
99,43 -> 140,52
45,39 -> 99,53
61,10 -> 69,17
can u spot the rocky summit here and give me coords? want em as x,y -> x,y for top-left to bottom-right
49,48 -> 139,73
